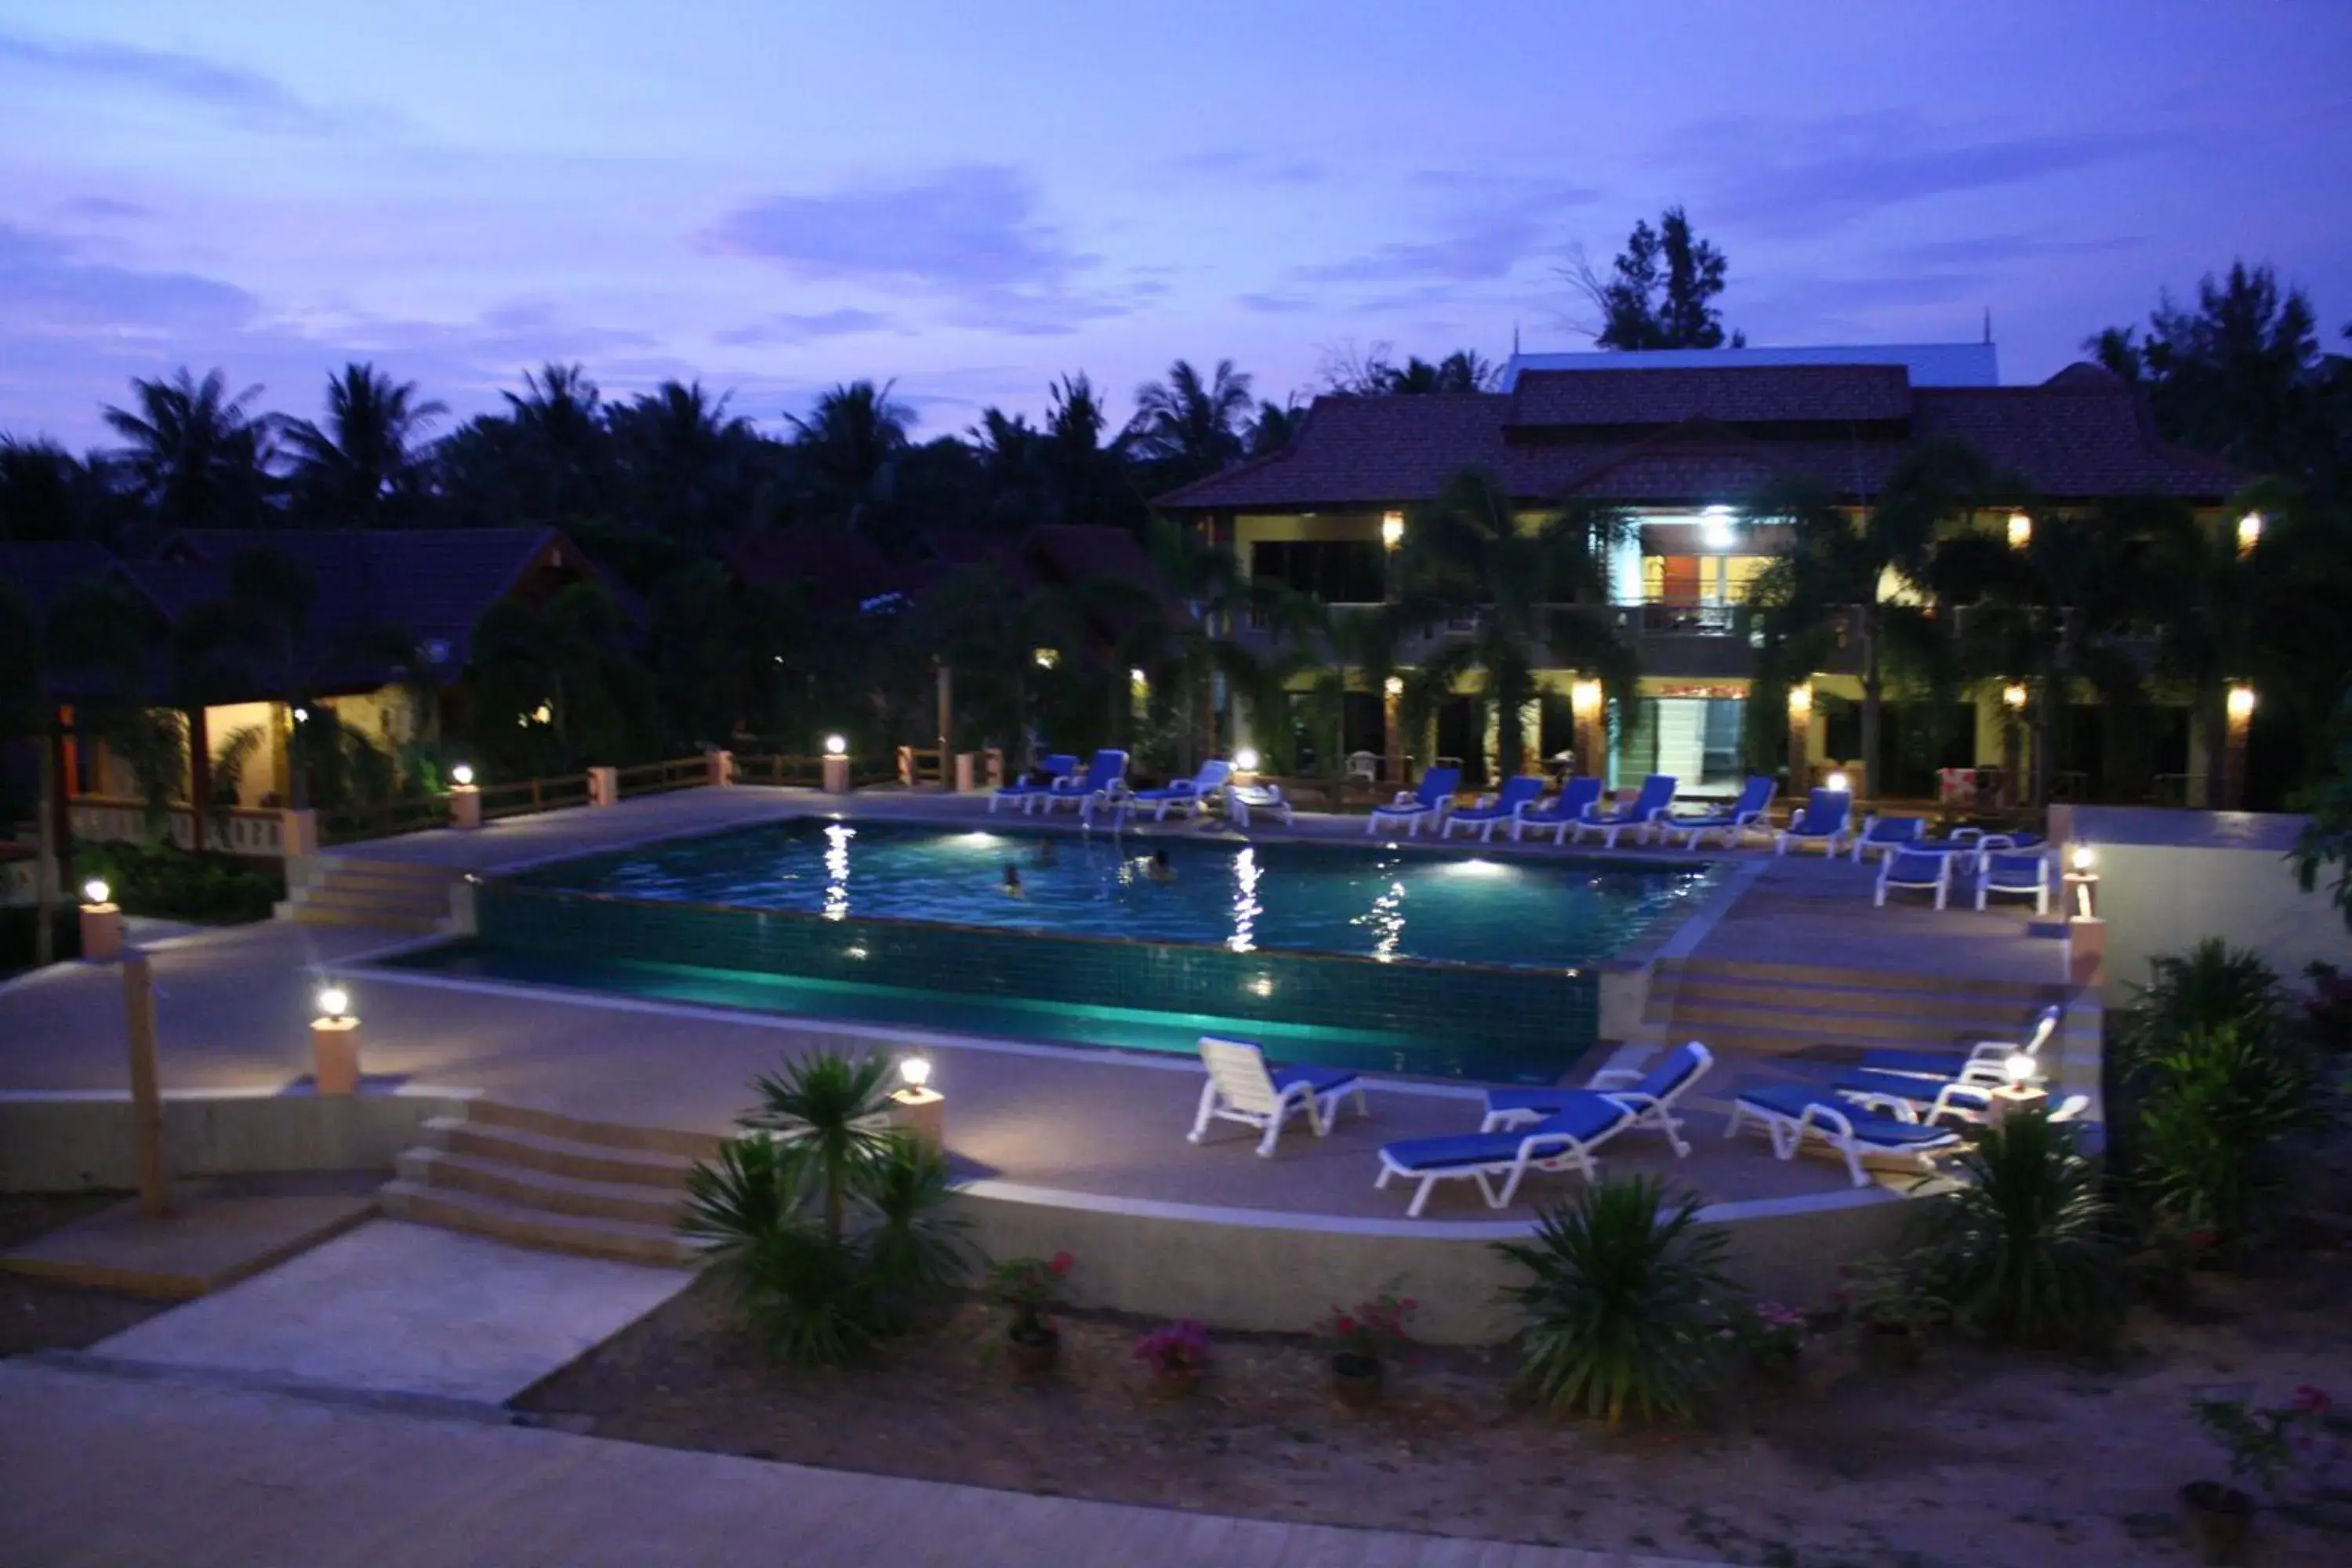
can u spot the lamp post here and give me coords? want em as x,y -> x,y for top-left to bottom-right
310,982 -> 361,1096
1785,681 -> 1813,795
2223,684 -> 2256,810
1382,674 -> 1406,786
822,733 -> 851,796
1572,678 -> 1606,786
448,761 -> 482,829
888,1052 -> 946,1156
2236,512 -> 2262,557
2001,683 -> 2028,811
79,877 -> 123,963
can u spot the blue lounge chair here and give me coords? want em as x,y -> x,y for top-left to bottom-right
1439,775 -> 1546,841
1040,749 -> 1128,815
1850,815 -> 1927,863
1976,851 -> 2050,914
1862,1004 -> 2063,1080
1130,760 -> 1232,822
1773,789 -> 1852,856
1481,1041 -> 1714,1142
989,753 -> 1077,815
1833,1068 -> 2005,1124
1725,1081 -> 1963,1187
1875,848 -> 1953,909
1365,767 -> 1461,837
1186,1036 -> 1365,1157
1375,1097 -> 1640,1218
1657,776 -> 1776,849
1509,776 -> 1603,844
1569,773 -> 1679,848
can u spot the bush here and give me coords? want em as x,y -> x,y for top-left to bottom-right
1912,1109 -> 2125,1351
1494,1175 -> 1729,1427
73,841 -> 282,924
2135,1023 -> 2328,1253
681,1051 -> 967,1365
2116,938 -> 2288,1080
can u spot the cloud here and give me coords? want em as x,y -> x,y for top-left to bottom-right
1287,174 -> 1599,287
1887,233 -> 2143,269
0,31 -> 352,136
712,308 -> 893,347
1671,112 -> 2161,230
58,195 -> 151,221
0,221 -> 260,336
1236,292 -> 1313,314
1167,150 -> 1328,186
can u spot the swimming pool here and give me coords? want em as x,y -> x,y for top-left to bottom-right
394,818 -> 1720,1081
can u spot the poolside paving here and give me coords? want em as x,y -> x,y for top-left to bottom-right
0,787 -> 2063,1221
0,1357 -> 1727,1567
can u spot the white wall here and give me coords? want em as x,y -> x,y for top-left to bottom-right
2089,837 -> 2351,1002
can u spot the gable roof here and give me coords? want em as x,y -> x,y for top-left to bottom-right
1155,362 -> 2244,511
0,540 -> 118,616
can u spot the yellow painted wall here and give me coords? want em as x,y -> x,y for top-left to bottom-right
201,702 -> 281,807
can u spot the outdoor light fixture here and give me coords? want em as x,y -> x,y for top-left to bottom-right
1033,647 -> 1058,670
1384,675 -> 1404,698
315,985 -> 350,1022
1571,678 -> 1604,715
530,702 -> 552,725
1380,511 -> 1405,550
2227,684 -> 2257,720
451,763 -> 475,787
82,878 -> 110,906
1825,770 -> 1851,794
2002,1052 -> 2038,1088
2070,844 -> 2096,873
1785,682 -> 1813,717
2237,512 -> 2263,555
292,706 -> 310,722
2005,513 -> 2032,550
898,1054 -> 932,1091
823,734 -> 848,756
2002,683 -> 2029,710
1233,747 -> 1261,773
1700,505 -> 1736,550
1130,666 -> 1149,688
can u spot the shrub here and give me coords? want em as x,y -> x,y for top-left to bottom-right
1314,1289 -> 1420,1367
681,1051 -> 967,1365
986,1253 -> 1073,1338
1133,1319 -> 1212,1379
1494,1175 -> 1730,1427
1719,1298 -> 1806,1365
2116,938 -> 2287,1080
1912,1109 -> 2124,1350
72,841 -> 281,924
2135,1023 -> 2327,1252
2191,1385 -> 2349,1497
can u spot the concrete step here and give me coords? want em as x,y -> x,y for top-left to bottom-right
1668,992 -> 2056,1040
315,856 -> 460,883
278,906 -> 443,933
1662,957 -> 2056,1000
466,1098 -> 726,1162
394,1147 -> 685,1229
378,1179 -> 695,1267
289,891 -> 449,920
419,1116 -> 704,1188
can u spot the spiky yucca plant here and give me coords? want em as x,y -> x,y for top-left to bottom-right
1915,1109 -> 2123,1349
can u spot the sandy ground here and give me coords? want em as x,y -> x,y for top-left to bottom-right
517,1258 -> 2352,1568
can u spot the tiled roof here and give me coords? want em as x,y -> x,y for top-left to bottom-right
1507,365 -> 1911,427
1154,364 -> 2244,510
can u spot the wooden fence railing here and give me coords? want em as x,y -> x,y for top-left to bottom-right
480,773 -> 591,821
615,756 -> 710,799
67,797 -> 290,857
319,796 -> 452,846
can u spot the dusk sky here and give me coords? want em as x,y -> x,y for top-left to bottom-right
5,0 -> 2349,447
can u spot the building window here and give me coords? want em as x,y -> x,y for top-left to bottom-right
1250,539 -> 1386,603
1642,554 -> 1773,605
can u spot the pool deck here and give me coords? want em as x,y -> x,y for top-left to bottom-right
0,786 -> 2068,1221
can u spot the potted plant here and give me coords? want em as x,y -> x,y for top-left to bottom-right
1314,1290 -> 1418,1409
987,1252 -> 1073,1378
2184,1385 -> 2347,1563
1721,1297 -> 1807,1385
1838,1259 -> 1947,1371
1133,1319 -> 1212,1398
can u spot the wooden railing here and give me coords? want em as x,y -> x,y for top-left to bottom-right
735,753 -> 826,787
480,773 -> 591,821
615,757 -> 710,799
318,796 -> 452,846
896,746 -> 946,787
67,797 -> 289,857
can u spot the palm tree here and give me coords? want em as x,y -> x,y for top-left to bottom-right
1396,469 -> 1635,778
499,362 -> 609,523
1111,518 -> 1299,773
742,1053 -> 902,1247
468,579 -> 643,771
1749,439 -> 2006,800
281,363 -> 446,527
1126,358 -> 1253,485
102,368 -> 277,531
0,438 -> 106,543
608,380 -> 758,544
787,380 -> 913,536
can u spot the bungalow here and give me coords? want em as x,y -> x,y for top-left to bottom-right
1154,344 -> 2243,800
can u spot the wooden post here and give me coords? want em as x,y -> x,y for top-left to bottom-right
936,663 -> 953,760
124,950 -> 168,1218
187,705 -> 211,853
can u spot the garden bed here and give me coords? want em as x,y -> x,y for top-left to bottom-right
515,1264 -> 2352,1567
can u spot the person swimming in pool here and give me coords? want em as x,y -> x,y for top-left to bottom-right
1002,863 -> 1025,896
1145,848 -> 1174,884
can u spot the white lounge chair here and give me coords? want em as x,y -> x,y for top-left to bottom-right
1874,848 -> 1953,909
1725,1082 -> 1964,1188
1375,1096 -> 1636,1218
1130,760 -> 1232,822
1861,1003 -> 2062,1080
1365,767 -> 1460,837
1568,773 -> 1678,848
1040,749 -> 1129,815
989,753 -> 1077,814
1658,777 -> 1776,849
1773,788 -> 1852,856
1186,1036 -> 1366,1157
1510,777 -> 1602,844
1439,775 -> 1546,841
1479,1041 -> 1713,1140
1850,815 -> 1927,863
1227,781 -> 1291,830
1976,851 -> 2050,914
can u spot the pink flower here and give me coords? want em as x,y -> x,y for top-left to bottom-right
1335,1316 -> 1358,1338
1399,1298 -> 1417,1313
1048,1252 -> 1073,1276
2292,1385 -> 2332,1414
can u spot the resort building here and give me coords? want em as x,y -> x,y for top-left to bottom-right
1155,344 -> 2245,802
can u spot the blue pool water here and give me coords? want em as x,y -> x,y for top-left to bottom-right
392,819 -> 1720,1081
506,819 -> 1712,969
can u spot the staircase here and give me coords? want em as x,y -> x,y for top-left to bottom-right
278,855 -> 459,933
379,1100 -> 717,1266
1644,956 -> 2074,1061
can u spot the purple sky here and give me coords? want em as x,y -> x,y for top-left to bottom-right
5,0 -> 2349,447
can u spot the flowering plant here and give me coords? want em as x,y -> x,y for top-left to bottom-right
1132,1319 -> 1212,1377
986,1252 -> 1073,1337
1313,1290 -> 1419,1364
1720,1298 -> 1807,1363
2191,1385 -> 2349,1496
1835,1259 -> 1950,1337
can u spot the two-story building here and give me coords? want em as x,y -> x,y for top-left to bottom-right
1154,344 -> 2242,800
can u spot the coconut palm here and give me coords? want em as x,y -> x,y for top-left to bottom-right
788,380 -> 913,537
608,380 -> 760,544
1126,358 -> 1254,485
102,368 -> 277,531
0,437 -> 107,544
281,363 -> 446,527
741,1052 -> 902,1247
498,362 -> 609,524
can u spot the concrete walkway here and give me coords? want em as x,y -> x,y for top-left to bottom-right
0,1359 -> 1721,1567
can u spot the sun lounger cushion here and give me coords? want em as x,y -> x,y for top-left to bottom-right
1381,1095 -> 1626,1171
1734,1082 -> 1954,1145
